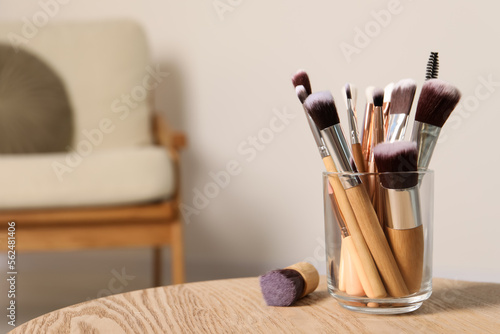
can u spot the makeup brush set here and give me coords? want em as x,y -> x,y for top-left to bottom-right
288,52 -> 461,302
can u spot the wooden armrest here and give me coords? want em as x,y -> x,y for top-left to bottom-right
152,113 -> 187,151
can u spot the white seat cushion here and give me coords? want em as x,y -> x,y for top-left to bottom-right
0,146 -> 175,209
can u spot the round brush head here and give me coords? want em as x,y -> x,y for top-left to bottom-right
415,79 -> 461,128
259,269 -> 305,306
303,91 -> 340,130
373,141 -> 419,189
291,70 -> 312,95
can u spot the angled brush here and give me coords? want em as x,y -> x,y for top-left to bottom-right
410,79 -> 461,175
361,86 -> 375,169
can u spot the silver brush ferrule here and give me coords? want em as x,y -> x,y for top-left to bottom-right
410,121 -> 441,171
384,186 -> 422,230
321,124 -> 362,189
386,114 -> 409,142
347,100 -> 361,145
304,108 -> 330,158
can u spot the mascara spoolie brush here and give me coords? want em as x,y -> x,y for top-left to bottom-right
305,91 -> 408,297
425,52 -> 439,80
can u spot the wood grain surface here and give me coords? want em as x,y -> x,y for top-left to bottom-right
9,277 -> 500,334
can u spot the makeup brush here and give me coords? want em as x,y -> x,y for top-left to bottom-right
386,79 -> 417,142
361,86 -> 374,166
425,52 -> 439,80
410,79 -> 461,175
344,83 -> 368,186
383,82 -> 394,134
374,141 -> 423,293
259,262 -> 319,306
305,91 -> 408,297
327,183 -> 365,297
292,70 -> 312,95
302,92 -> 387,298
368,89 -> 385,226
298,85 -> 385,298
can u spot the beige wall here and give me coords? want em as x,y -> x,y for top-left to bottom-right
0,1 -> 499,324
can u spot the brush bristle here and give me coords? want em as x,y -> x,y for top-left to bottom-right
292,70 -> 312,95
345,83 -> 352,99
372,88 -> 384,107
259,269 -> 305,306
304,91 -> 340,130
365,86 -> 374,104
350,84 -> 358,110
373,142 -> 419,189
296,85 -> 308,104
384,83 -> 394,103
389,79 -> 417,115
415,79 -> 461,127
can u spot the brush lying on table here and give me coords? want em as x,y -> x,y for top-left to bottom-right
259,262 -> 319,306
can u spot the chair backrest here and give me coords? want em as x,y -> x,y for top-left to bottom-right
0,20 -> 154,150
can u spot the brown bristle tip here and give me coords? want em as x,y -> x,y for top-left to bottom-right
372,88 -> 384,107
390,79 -> 417,115
415,79 -> 461,128
291,70 -> 312,95
259,269 -> 305,306
296,85 -> 308,104
344,83 -> 352,99
303,91 -> 340,130
373,142 -> 419,189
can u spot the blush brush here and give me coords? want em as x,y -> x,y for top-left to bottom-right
374,141 -> 423,293
410,79 -> 461,176
386,79 -> 417,142
305,91 -> 408,297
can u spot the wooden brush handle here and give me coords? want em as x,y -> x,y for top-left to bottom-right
286,262 -> 319,297
385,225 -> 424,294
345,185 -> 409,297
351,143 -> 368,186
339,241 -> 346,292
323,157 -> 387,298
343,236 -> 366,297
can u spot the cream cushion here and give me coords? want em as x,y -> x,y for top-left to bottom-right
0,20 -> 154,149
0,21 -> 176,209
0,146 -> 175,209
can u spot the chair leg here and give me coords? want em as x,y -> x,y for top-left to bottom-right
170,219 -> 185,284
153,247 -> 162,287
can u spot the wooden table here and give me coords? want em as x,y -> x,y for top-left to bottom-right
10,277 -> 500,333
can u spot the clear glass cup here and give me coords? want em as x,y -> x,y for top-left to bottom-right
324,170 -> 434,314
